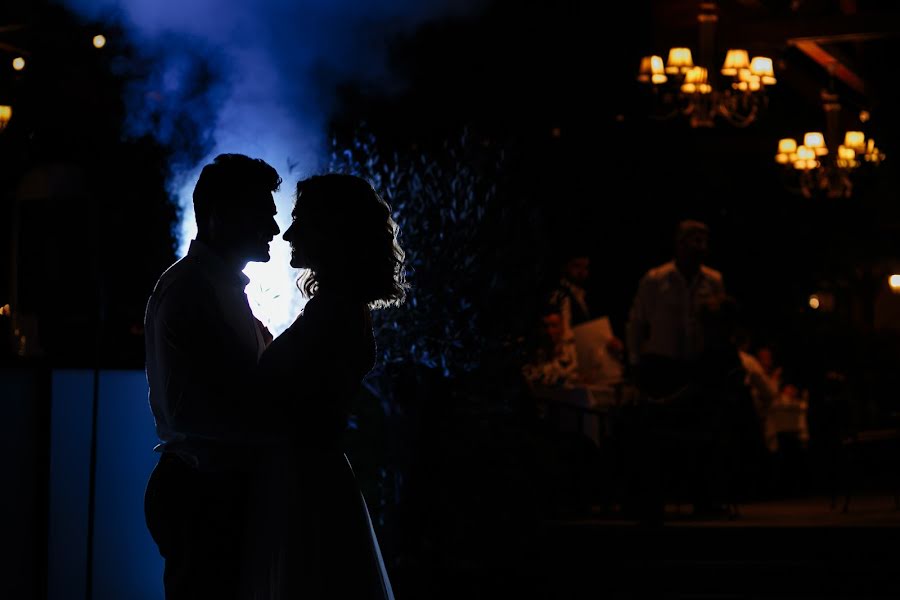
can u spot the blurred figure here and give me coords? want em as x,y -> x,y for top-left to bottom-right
626,220 -> 725,397
755,346 -> 783,390
548,250 -> 623,358
522,307 -> 580,389
739,344 -> 780,426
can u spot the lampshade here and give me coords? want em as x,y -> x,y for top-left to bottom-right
638,55 -> 666,83
666,47 -> 693,74
804,132 -> 828,155
837,146 -> 856,160
721,49 -> 749,76
844,131 -> 865,153
796,145 -> 815,161
836,145 -> 858,168
0,105 -> 11,131
683,66 -> 707,84
681,66 -> 710,94
749,57 -> 774,77
778,138 -> 797,154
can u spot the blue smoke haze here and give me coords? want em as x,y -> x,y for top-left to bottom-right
59,0 -> 482,333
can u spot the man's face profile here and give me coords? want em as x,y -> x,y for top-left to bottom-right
218,189 -> 280,264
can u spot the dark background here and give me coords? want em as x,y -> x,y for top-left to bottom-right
2,0 -> 900,598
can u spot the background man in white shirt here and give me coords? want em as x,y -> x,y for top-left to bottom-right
144,154 -> 281,599
626,220 -> 725,398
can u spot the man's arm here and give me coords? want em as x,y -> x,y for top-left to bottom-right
151,279 -> 258,445
625,274 -> 651,367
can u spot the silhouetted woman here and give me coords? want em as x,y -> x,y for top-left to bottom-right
250,174 -> 405,599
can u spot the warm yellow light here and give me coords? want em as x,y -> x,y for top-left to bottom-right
749,56 -> 774,78
796,145 -> 815,161
681,66 -> 710,94
637,56 -> 653,82
844,131 -> 865,153
775,153 -> 790,164
859,110 -> 870,123
721,49 -> 749,76
684,66 -> 707,84
803,132 -> 825,149
778,138 -> 797,154
93,34 -> 107,49
0,105 -> 11,131
12,57 -> 25,71
738,68 -> 752,83
762,75 -> 777,85
809,295 -> 820,309
640,56 -> 667,84
748,79 -> 761,92
666,47 -> 693,74
0,304 -> 10,317
836,145 -> 859,168
890,275 -> 900,292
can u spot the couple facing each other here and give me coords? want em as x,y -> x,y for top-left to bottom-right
144,153 -> 404,599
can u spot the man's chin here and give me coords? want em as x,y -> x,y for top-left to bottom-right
248,251 -> 271,264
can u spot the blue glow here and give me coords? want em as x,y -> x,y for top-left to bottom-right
60,0 -> 482,334
92,371 -> 164,600
48,370 -> 164,600
48,371 -> 93,600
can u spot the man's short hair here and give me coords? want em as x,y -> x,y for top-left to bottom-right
675,219 -> 709,242
193,154 -> 281,227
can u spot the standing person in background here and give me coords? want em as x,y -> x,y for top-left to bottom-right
626,220 -> 725,397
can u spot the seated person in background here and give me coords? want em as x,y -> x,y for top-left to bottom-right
548,249 -> 623,355
522,307 -> 580,389
765,381 -> 810,453
756,346 -> 783,391
738,342 -> 780,426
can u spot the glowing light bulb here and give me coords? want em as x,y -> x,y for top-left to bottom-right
809,295 -> 820,310
12,57 -> 25,71
93,35 -> 107,49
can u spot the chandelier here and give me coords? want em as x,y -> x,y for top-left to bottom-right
774,91 -> 885,199
636,2 -> 775,128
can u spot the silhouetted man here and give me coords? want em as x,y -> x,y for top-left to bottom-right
144,154 -> 281,599
626,220 -> 725,397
